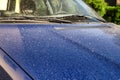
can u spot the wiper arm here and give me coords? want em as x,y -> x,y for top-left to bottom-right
56,14 -> 106,22
22,16 -> 72,23
83,15 -> 106,22
0,15 -> 71,23
48,18 -> 72,23
21,15 -> 105,23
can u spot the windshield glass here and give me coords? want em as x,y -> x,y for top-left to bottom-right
0,0 -> 103,20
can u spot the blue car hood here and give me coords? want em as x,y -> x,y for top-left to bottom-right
0,23 -> 120,80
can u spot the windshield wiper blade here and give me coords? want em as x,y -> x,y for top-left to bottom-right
56,14 -> 106,22
23,16 -> 72,23
48,18 -> 72,23
22,15 -> 103,23
55,14 -> 87,21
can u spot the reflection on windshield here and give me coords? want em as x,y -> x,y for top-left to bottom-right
0,0 -> 103,20
0,0 -> 8,10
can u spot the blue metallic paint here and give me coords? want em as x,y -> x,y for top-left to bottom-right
0,23 -> 120,80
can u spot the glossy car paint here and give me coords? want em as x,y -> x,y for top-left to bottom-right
0,23 -> 120,80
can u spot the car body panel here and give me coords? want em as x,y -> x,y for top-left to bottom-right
0,48 -> 32,80
0,23 -> 120,80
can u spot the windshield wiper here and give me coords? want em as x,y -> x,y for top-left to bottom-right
22,16 -> 72,23
0,15 -> 72,23
55,14 -> 106,22
22,15 -> 92,23
48,18 -> 72,23
0,14 -> 106,23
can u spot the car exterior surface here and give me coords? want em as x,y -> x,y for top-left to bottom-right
0,0 -> 120,80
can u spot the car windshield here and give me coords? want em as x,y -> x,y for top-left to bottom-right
0,0 -> 104,21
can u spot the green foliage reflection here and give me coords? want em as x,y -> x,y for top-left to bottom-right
85,0 -> 120,24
